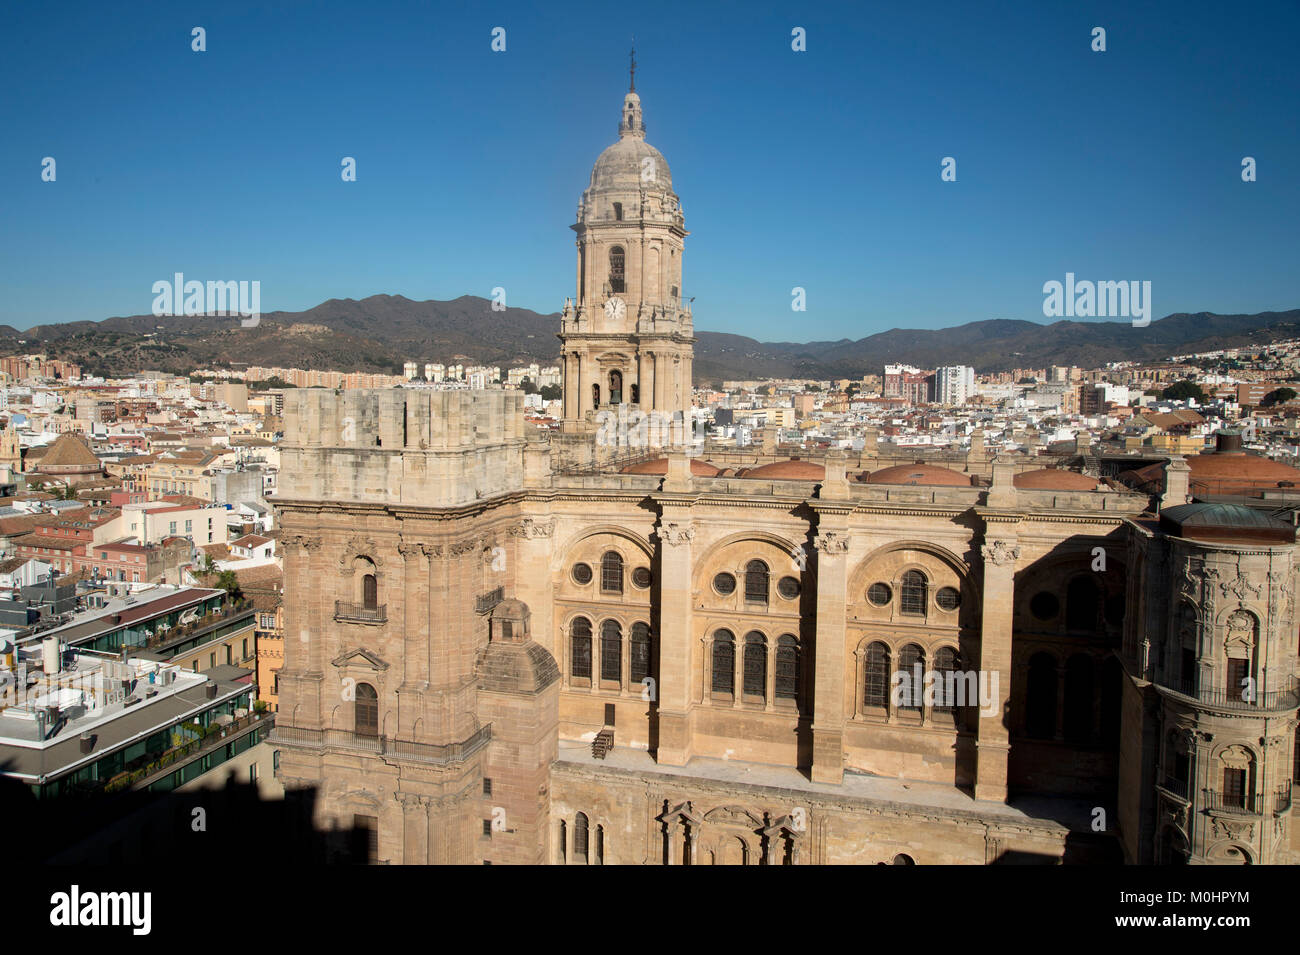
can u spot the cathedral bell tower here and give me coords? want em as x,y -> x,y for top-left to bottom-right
558,59 -> 695,432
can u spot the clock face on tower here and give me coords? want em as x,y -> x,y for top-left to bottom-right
604,297 -> 627,321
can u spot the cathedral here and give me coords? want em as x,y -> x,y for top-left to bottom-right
269,80 -> 1300,865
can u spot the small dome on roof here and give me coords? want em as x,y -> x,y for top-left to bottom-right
861,464 -> 972,487
1159,502 -> 1296,544
1013,469 -> 1099,491
620,457 -> 720,476
740,459 -> 826,480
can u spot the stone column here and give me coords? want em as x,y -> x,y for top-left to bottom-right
975,533 -> 1019,802
655,514 -> 695,765
810,522 -> 851,784
397,540 -> 428,737
397,792 -> 429,864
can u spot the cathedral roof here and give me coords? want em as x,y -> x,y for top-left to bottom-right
1159,502 -> 1296,544
739,459 -> 826,480
860,463 -> 972,487
620,456 -> 720,476
1013,468 -> 1099,490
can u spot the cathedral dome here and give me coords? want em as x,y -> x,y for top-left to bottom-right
860,463 -> 972,487
586,92 -> 675,196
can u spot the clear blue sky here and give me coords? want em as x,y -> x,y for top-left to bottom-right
2,0 -> 1297,341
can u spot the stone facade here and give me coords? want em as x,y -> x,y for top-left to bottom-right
267,84 -> 1300,865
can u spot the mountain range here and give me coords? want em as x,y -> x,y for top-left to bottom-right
2,296 -> 1298,382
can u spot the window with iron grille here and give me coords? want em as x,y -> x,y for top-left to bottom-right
600,620 -> 622,682
355,683 -> 379,737
574,813 -> 590,862
932,647 -> 960,711
630,622 -> 652,685
743,632 -> 766,699
775,635 -> 798,701
601,551 -> 623,594
900,571 -> 927,616
935,587 -> 960,611
744,560 -> 769,604
864,643 -> 890,707
712,630 -> 735,694
867,583 -> 891,606
572,562 -> 593,585
777,576 -> 800,600
571,617 -> 592,679
897,644 -> 924,709
631,567 -> 652,589
713,572 -> 736,596
609,248 -> 626,293
483,820 -> 493,837
1223,767 -> 1247,808
1227,658 -> 1250,701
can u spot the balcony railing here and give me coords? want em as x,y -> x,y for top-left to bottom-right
1158,775 -> 1189,799
1202,790 -> 1259,814
103,711 -> 273,793
475,586 -> 504,615
1274,784 -> 1293,815
334,601 -> 386,624
270,723 -> 491,765
1165,678 -> 1300,712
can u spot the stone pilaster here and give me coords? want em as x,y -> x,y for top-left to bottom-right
810,519 -> 851,784
975,530 -> 1019,802
655,514 -> 695,765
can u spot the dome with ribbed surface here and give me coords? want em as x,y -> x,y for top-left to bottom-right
586,92 -> 675,195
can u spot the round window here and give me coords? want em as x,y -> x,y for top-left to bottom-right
867,583 -> 892,606
632,567 -> 653,589
777,576 -> 800,599
1030,591 -> 1059,620
713,572 -> 736,596
572,563 -> 593,585
935,587 -> 961,611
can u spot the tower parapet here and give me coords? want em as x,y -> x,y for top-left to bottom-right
279,388 -> 527,507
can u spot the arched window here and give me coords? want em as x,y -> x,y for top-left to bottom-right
897,644 -> 924,709
863,642 -> 890,708
1026,652 -> 1057,738
574,813 -> 589,863
600,620 -> 622,683
630,622 -> 652,686
558,819 -> 567,864
744,560 -> 769,604
355,682 -> 378,737
1064,654 -> 1095,742
900,571 -> 927,616
775,635 -> 799,702
601,551 -> 623,594
362,573 -> 377,611
571,617 -> 592,679
609,370 -> 623,405
609,247 -> 626,293
1066,577 -> 1099,632
596,825 -> 605,864
933,647 -> 960,712
712,630 -> 735,695
592,383 -> 601,408
743,632 -> 767,699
